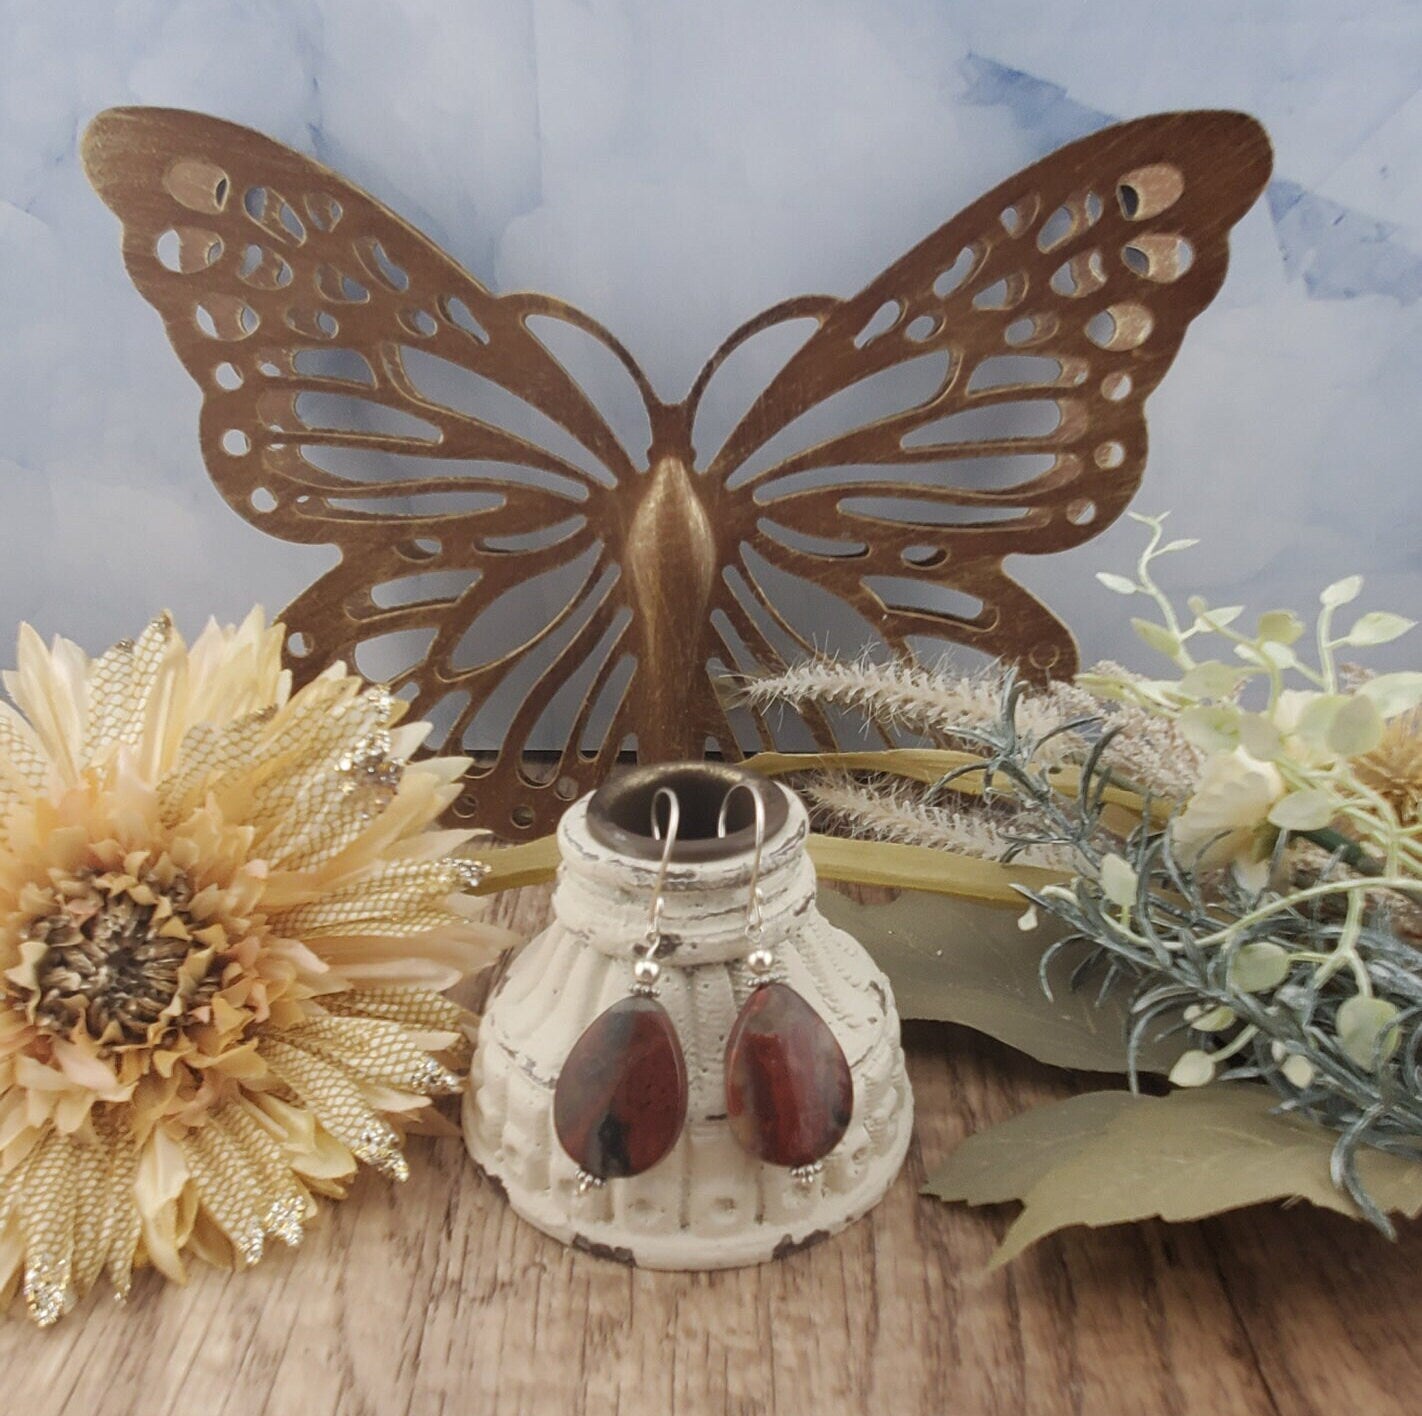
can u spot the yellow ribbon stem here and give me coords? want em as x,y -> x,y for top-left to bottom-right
472,747 -> 1159,905
474,829 -> 1065,909
806,834 -> 1066,906
473,834 -> 561,895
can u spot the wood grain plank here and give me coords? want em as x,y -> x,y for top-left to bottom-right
3,884 -> 1419,1416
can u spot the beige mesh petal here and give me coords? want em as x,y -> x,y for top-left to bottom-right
101,1123 -> 142,1300
67,1138 -> 112,1297
317,988 -> 468,1032
281,1015 -> 462,1095
214,1101 -> 311,1247
273,860 -> 472,936
180,1122 -> 272,1266
83,615 -> 175,763
243,688 -> 390,826
259,1038 -> 409,1181
0,702 -> 48,820
257,768 -> 383,870
19,1133 -> 78,1326
157,707 -> 276,825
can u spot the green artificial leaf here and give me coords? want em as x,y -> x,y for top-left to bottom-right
1178,660 -> 1245,698
1073,672 -> 1133,705
928,1092 -> 1134,1206
1257,610 -> 1305,645
1258,640 -> 1301,670
1294,694 -> 1347,749
1193,604 -> 1244,632
1267,789 -> 1336,831
1168,1049 -> 1215,1087
1321,575 -> 1363,607
1227,940 -> 1291,992
1131,617 -> 1182,661
1178,703 -> 1241,752
1328,694 -> 1385,756
1337,996 -> 1401,1068
1099,853 -> 1137,909
1096,572 -> 1138,596
818,888 -> 1184,1075
1340,611 -> 1416,647
1358,672 -> 1422,719
1187,1004 -> 1237,1032
1237,712 -> 1285,761
925,1085 -> 1422,1265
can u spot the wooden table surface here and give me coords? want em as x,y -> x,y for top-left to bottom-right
5,883 -> 1420,1416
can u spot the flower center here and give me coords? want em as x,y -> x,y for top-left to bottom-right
24,869 -> 220,1046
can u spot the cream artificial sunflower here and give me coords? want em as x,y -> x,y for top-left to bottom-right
0,611 -> 503,1324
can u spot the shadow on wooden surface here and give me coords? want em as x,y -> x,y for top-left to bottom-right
4,885 -> 1419,1416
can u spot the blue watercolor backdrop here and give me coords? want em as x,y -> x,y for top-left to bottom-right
0,0 -> 1416,693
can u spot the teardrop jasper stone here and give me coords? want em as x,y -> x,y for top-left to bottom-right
553,995 -> 688,1180
724,982 -> 853,1168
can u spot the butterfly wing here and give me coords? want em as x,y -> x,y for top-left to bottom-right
83,107 -> 662,836
692,110 -> 1272,685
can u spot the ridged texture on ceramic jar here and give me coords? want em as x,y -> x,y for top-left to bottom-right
463,784 -> 913,1268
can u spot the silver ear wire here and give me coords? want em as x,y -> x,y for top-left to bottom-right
635,786 -> 680,993
718,782 -> 772,972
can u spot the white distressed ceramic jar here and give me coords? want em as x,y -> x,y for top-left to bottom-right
463,763 -> 913,1268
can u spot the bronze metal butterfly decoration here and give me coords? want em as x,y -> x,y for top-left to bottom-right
82,106 -> 1271,837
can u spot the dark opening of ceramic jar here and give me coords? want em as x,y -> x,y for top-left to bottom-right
585,761 -> 789,862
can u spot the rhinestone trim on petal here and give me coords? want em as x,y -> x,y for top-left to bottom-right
24,1258 -> 73,1328
355,1120 -> 410,1182
265,1195 -> 307,1248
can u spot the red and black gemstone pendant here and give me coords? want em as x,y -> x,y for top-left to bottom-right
553,994 -> 688,1186
724,980 -> 853,1174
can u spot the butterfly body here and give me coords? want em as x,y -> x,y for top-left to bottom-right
82,106 -> 1272,836
624,451 -> 720,759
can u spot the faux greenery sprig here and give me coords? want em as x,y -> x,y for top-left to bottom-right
989,687 -> 1422,1233
1086,512 -> 1421,880
746,516 -> 1422,1232
847,666 -> 1422,1231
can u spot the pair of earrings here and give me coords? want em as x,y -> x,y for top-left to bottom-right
553,782 -> 853,1192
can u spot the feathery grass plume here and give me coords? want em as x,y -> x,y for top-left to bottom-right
1042,662 -> 1205,800
801,772 -> 1074,869
739,655 -> 1087,764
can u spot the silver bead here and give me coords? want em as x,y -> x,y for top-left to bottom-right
746,946 -> 775,974
633,956 -> 661,987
